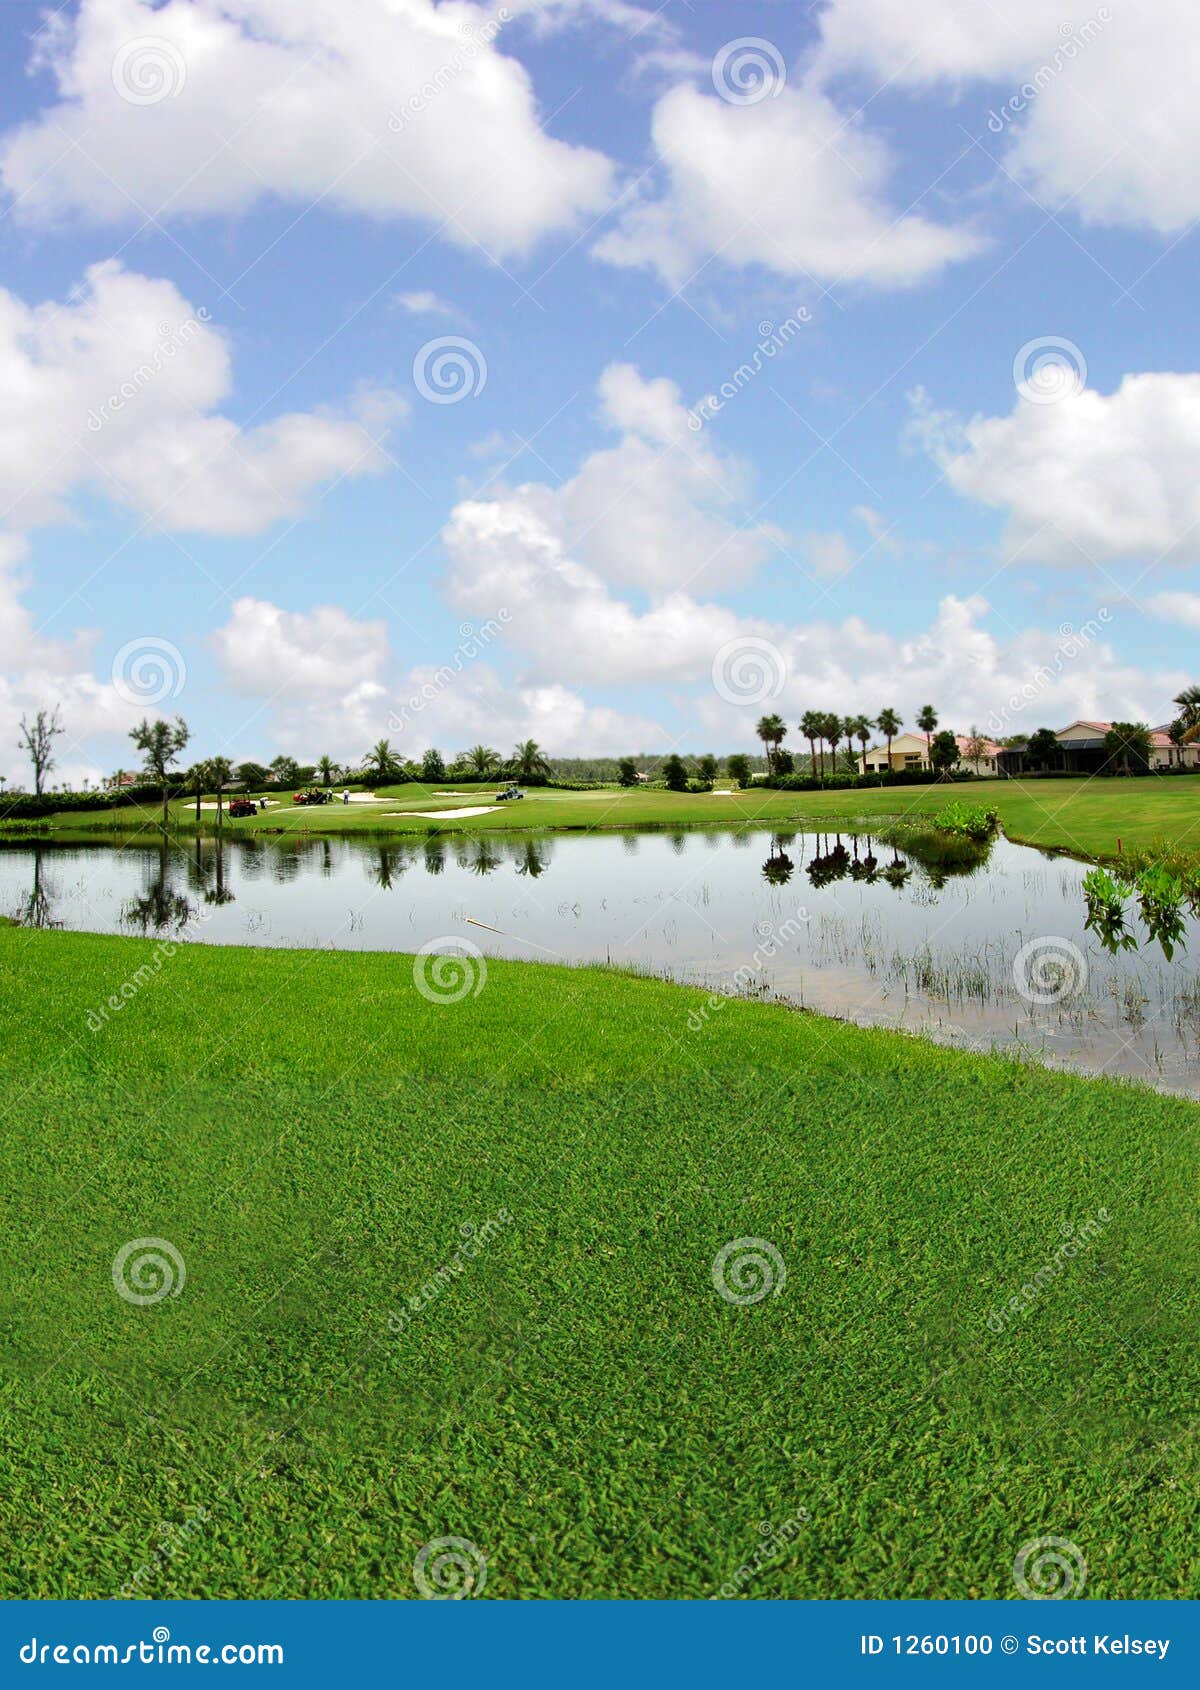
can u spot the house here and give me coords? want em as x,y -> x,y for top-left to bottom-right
1053,720 -> 1200,772
858,731 -> 1007,777
1048,720 -> 1200,772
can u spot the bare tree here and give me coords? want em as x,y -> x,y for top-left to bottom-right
18,707 -> 64,796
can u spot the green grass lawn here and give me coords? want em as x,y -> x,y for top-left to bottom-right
1,924 -> 1196,1599
22,774 -> 1200,861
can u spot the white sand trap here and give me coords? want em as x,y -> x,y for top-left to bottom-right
384,805 -> 501,819
711,789 -> 737,795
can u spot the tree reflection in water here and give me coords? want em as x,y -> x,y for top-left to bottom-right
14,848 -> 60,929
123,842 -> 197,933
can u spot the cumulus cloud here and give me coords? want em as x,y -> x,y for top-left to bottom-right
596,79 -> 982,288
441,419 -> 1183,745
0,545 -> 163,787
208,591 -> 659,757
0,260 -> 403,538
462,363 -> 781,597
1,0 -> 614,257
813,0 -> 1200,236
913,372 -> 1200,567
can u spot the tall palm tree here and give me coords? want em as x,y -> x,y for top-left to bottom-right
1172,684 -> 1200,730
876,707 -> 902,774
317,754 -> 338,787
185,761 -> 208,822
800,711 -> 820,776
363,739 -> 399,781
826,714 -> 842,773
755,714 -> 786,775
464,744 -> 500,778
850,714 -> 873,773
917,705 -> 938,770
507,740 -> 552,782
1168,718 -> 1187,766
208,755 -> 233,824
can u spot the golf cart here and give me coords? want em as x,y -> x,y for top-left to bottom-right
293,788 -> 331,806
496,784 -> 525,802
228,797 -> 258,819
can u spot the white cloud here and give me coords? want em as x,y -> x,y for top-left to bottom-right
392,290 -> 460,318
1,0 -> 614,257
211,597 -> 391,698
208,592 -> 659,758
1144,592 -> 1200,631
596,79 -> 982,288
470,363 -> 781,597
0,546 -> 163,787
813,0 -> 1200,236
0,260 -> 402,538
914,372 -> 1200,567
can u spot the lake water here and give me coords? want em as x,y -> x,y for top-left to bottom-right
4,829 -> 1199,1096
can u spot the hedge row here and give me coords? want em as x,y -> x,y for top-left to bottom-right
755,769 -> 977,792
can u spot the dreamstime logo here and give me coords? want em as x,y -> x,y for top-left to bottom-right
984,611 -> 1112,737
413,937 -> 487,1004
713,1514 -> 811,1598
87,310 -> 210,433
986,1209 -> 1112,1335
112,1238 -> 186,1306
388,8 -> 511,132
413,336 -> 488,404
712,1237 -> 785,1306
111,637 -> 186,707
388,614 -> 511,732
687,311 -> 812,431
986,13 -> 1111,134
687,908 -> 809,1033
712,636 -> 786,706
412,1536 -> 488,1599
1013,936 -> 1087,1005
112,37 -> 188,105
1014,336 -> 1088,404
712,38 -> 786,105
1013,1535 -> 1087,1599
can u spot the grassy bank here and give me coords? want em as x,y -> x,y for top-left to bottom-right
1,925 -> 1196,1599
15,775 -> 1200,861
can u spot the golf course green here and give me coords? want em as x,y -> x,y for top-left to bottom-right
1,922 -> 1196,1599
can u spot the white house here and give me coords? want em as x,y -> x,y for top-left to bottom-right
858,731 -> 1005,777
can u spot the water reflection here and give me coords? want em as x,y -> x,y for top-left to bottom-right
4,828 -> 1200,1095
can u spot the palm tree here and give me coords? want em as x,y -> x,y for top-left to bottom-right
208,755 -> 233,824
317,754 -> 338,787
850,714 -> 873,773
917,705 -> 938,770
185,761 -> 208,822
1172,684 -> 1200,730
464,744 -> 500,778
876,708 -> 901,775
826,714 -> 842,773
755,714 -> 786,775
1167,718 -> 1187,767
363,739 -> 400,781
507,740 -> 552,782
800,711 -> 820,776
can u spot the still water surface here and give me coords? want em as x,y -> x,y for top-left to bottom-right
4,829 -> 1198,1095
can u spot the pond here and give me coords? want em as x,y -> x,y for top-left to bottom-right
4,828 -> 1199,1096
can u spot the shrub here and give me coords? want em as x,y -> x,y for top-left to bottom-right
931,802 -> 1000,843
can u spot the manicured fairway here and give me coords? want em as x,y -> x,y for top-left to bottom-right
1,926 -> 1196,1598
26,775 -> 1200,861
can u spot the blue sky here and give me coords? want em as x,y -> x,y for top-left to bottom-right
2,0 -> 1198,782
